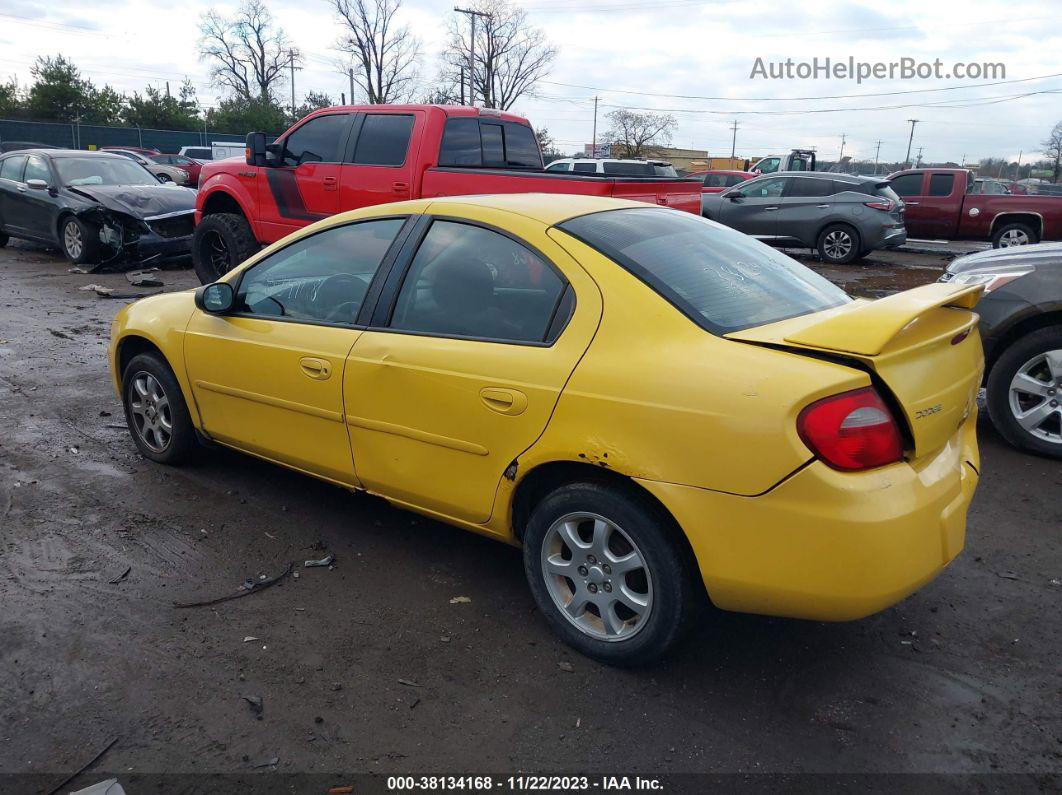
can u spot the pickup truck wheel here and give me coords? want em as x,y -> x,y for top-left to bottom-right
192,213 -> 258,284
0,231 -> 8,247
986,327 -> 1062,458
817,224 -> 861,265
992,222 -> 1038,248
60,215 -> 100,265
523,481 -> 701,666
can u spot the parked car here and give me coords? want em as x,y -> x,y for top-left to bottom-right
0,149 -> 196,265
971,178 -> 1012,195
940,243 -> 1062,457
700,171 -> 906,264
0,141 -> 62,153
749,149 -> 816,174
545,158 -> 679,177
178,146 -> 214,161
105,149 -> 190,185
111,194 -> 983,664
100,145 -> 161,157
685,169 -> 754,193
887,168 -> 1062,247
193,105 -> 702,283
150,153 -> 204,186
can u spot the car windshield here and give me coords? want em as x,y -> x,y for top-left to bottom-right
559,207 -> 850,333
55,157 -> 160,187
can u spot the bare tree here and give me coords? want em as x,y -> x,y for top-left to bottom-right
604,109 -> 677,159
198,0 -> 298,102
331,0 -> 421,104
442,0 -> 556,110
1042,121 -> 1062,183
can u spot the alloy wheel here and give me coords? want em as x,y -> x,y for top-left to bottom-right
128,372 -> 173,453
540,512 -> 653,642
63,221 -> 83,260
823,230 -> 853,261
999,229 -> 1031,246
203,230 -> 231,280
1008,349 -> 1062,445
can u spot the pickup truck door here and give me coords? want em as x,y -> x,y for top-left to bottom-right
889,172 -> 933,238
258,112 -> 354,243
718,176 -> 789,238
914,172 -> 961,238
339,111 -> 422,209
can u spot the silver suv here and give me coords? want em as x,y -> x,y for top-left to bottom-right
701,172 -> 907,264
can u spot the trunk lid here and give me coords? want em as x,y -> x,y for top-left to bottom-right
727,283 -> 985,459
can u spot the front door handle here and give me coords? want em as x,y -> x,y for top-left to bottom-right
816,204 -> 830,208
764,206 -> 779,211
392,181 -> 409,193
905,201 -> 920,205
480,387 -> 528,416
300,357 -> 332,380
323,176 -> 338,191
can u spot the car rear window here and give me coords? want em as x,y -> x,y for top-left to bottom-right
437,118 -> 542,169
558,208 -> 850,334
602,162 -> 654,176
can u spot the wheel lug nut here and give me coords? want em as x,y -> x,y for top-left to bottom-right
586,555 -> 597,564
603,582 -> 612,592
588,583 -> 598,594
602,564 -> 611,574
577,565 -> 588,576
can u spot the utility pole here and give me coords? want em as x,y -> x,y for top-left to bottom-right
838,133 -> 846,164
591,96 -> 599,154
349,67 -> 355,105
165,81 -> 171,98
904,119 -> 919,168
454,7 -> 490,106
459,66 -> 465,104
1015,149 -> 1023,180
873,139 -> 882,174
730,120 -> 739,157
915,146 -> 923,168
289,50 -> 297,116
341,92 -> 346,105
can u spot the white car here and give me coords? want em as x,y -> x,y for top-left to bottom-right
178,142 -> 246,162
545,158 -> 678,177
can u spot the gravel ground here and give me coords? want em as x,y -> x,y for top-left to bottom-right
0,240 -> 1059,792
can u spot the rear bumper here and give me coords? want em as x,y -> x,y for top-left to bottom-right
638,415 -> 979,621
863,224 -> 907,250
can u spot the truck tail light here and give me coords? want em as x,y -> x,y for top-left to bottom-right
797,387 -> 903,471
864,199 -> 895,211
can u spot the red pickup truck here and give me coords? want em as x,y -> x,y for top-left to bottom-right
192,105 -> 702,282
887,168 -> 1062,248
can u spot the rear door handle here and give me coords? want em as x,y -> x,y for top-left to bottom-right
393,181 -> 409,193
300,357 -> 332,380
656,197 -> 668,205
480,387 -> 527,416
817,204 -> 830,208
17,185 -> 27,192
323,176 -> 338,191
905,201 -> 920,205
764,206 -> 779,211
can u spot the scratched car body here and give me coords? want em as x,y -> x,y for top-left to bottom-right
109,194 -> 983,664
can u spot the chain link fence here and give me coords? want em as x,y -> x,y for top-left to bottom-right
0,118 -> 266,153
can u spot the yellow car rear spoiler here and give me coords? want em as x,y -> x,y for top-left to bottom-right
777,283 -> 985,356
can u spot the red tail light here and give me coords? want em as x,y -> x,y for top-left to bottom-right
864,199 -> 895,211
797,387 -> 903,471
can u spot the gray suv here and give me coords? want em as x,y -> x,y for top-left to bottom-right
701,172 -> 907,264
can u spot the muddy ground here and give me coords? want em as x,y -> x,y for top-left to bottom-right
0,239 -> 1059,792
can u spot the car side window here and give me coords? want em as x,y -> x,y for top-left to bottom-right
704,174 -> 726,187
235,218 -> 405,324
889,173 -> 923,197
23,155 -> 50,183
352,114 -> 415,166
756,158 -> 780,173
745,177 -> 787,197
282,114 -> 350,166
573,162 -> 597,173
390,221 -> 568,343
928,174 -> 954,196
786,177 -> 834,198
0,155 -> 27,181
725,175 -> 746,187
546,162 -> 569,172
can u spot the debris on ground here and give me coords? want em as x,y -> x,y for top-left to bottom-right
107,566 -> 131,584
440,635 -> 451,643
304,553 -> 335,568
76,283 -> 161,299
328,787 -> 355,794
126,268 -> 164,287
449,596 -> 472,604
45,737 -> 119,795
398,678 -> 422,688
243,636 -> 259,643
410,697 -> 421,710
172,562 -> 294,609
251,756 -> 279,769
242,695 -> 263,718
49,329 -> 73,340
558,661 -> 575,673
997,571 -> 1020,580
70,780 -> 126,795
67,266 -> 90,274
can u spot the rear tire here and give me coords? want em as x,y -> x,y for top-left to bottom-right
0,231 -> 8,247
522,481 -> 701,666
991,222 -> 1038,248
192,212 -> 258,284
985,327 -> 1062,458
817,223 -> 861,265
122,352 -> 198,465
59,215 -> 100,265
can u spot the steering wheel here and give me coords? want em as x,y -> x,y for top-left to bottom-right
314,274 -> 368,323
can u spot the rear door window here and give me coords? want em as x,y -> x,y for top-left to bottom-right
786,177 -> 834,197
889,173 -> 924,197
573,162 -> 597,173
353,114 -> 415,166
559,207 -> 849,334
928,173 -> 955,196
545,162 -> 570,172
185,148 -> 211,160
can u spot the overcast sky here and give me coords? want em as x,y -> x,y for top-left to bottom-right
1,0 -> 1059,164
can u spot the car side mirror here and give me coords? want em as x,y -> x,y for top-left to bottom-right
194,282 -> 235,313
246,131 -> 268,167
26,179 -> 47,190
726,190 -> 744,200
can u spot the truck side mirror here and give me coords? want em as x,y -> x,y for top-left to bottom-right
246,132 -> 268,167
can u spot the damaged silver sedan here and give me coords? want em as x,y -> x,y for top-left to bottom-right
0,149 -> 196,267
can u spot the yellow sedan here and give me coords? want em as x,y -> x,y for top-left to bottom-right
110,194 -> 983,665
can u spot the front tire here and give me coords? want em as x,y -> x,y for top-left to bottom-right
985,326 -> 1062,458
60,215 -> 100,265
817,223 -> 861,265
992,222 -> 1038,248
192,212 -> 258,284
523,481 -> 701,666
157,173 -> 172,183
122,352 -> 198,465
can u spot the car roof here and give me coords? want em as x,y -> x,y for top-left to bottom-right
1,149 -> 127,160
762,171 -> 879,183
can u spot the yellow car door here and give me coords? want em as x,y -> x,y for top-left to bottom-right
343,212 -> 602,525
184,217 -> 411,485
